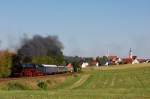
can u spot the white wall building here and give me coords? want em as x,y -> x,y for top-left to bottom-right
82,62 -> 89,68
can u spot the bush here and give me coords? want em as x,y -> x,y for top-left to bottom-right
37,81 -> 48,90
7,82 -> 29,90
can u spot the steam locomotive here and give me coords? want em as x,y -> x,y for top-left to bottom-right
11,64 -> 68,77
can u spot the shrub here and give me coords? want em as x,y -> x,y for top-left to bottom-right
7,82 -> 29,90
37,81 -> 48,90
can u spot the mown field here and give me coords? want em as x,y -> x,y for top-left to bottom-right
0,63 -> 150,99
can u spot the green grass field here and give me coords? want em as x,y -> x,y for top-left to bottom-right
0,64 -> 150,99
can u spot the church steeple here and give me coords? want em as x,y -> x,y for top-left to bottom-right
129,48 -> 133,59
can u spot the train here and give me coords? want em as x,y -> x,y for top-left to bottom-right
11,64 -> 69,77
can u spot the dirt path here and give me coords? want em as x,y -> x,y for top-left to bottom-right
69,74 -> 90,89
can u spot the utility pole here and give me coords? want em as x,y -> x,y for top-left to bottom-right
106,48 -> 109,57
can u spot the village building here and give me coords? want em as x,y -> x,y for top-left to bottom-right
82,62 -> 89,68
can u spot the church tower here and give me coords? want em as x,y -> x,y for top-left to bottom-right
129,48 -> 133,59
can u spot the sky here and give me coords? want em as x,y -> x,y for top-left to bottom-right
0,0 -> 150,58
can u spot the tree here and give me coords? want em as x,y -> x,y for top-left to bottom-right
65,56 -> 82,72
96,56 -> 108,66
0,50 -> 13,77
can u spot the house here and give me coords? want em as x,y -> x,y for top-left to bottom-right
108,56 -> 118,65
90,58 -> 97,66
122,58 -> 133,64
82,62 -> 89,68
132,59 -> 139,64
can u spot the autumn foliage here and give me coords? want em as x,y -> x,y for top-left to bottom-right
0,50 -> 13,77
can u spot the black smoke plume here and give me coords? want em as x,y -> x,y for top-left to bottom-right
15,35 -> 64,63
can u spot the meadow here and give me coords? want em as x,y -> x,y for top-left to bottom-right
0,63 -> 150,99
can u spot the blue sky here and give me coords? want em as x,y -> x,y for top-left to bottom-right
0,0 -> 150,58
